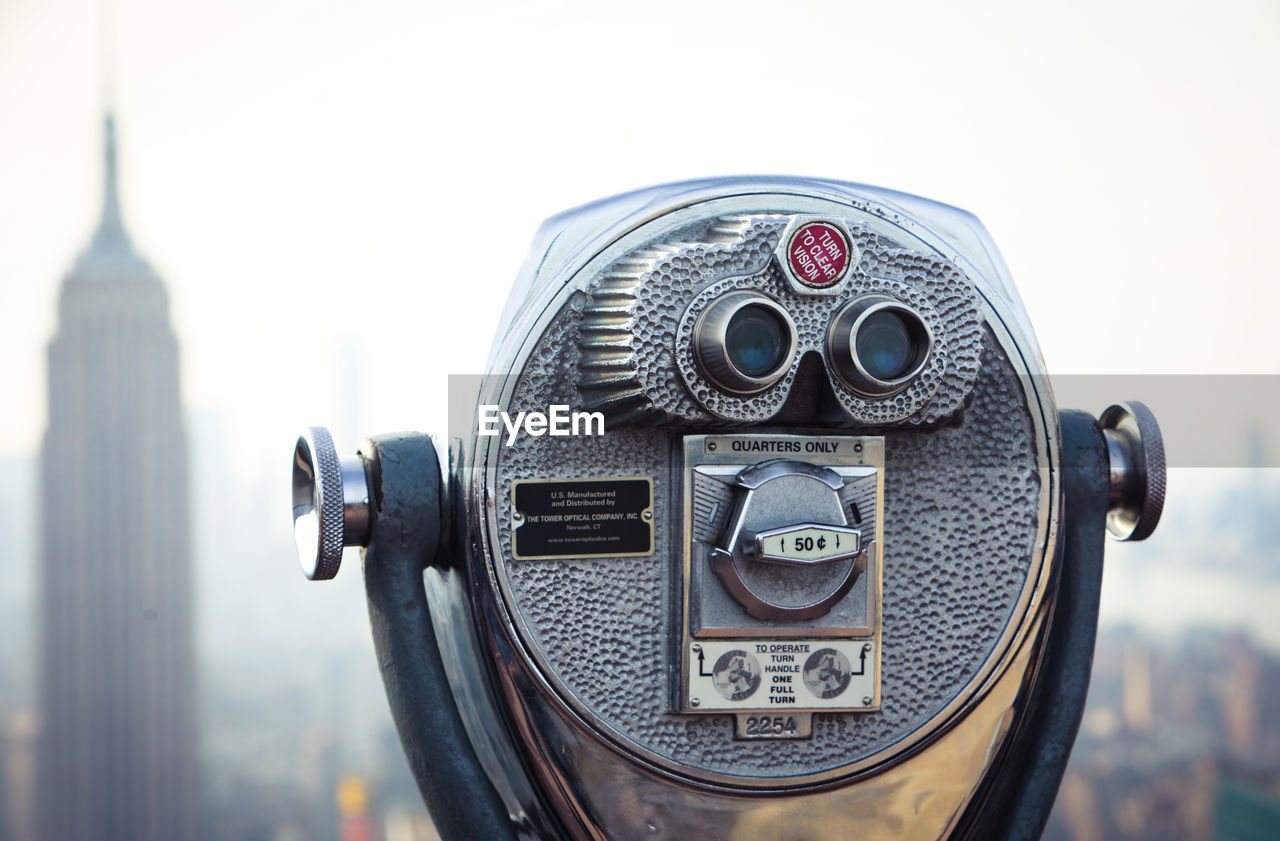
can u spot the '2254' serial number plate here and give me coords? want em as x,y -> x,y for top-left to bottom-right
741,715 -> 799,738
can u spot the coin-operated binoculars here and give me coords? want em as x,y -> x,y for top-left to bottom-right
291,178 -> 1165,841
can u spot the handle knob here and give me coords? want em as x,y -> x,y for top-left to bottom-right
291,426 -> 372,579
1099,402 -> 1166,542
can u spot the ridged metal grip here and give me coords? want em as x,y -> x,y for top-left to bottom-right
1100,401 -> 1167,541
292,426 -> 371,579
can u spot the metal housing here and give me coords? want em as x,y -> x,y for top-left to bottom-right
435,177 -> 1062,840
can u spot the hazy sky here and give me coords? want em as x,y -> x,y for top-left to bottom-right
2,0 -> 1278,476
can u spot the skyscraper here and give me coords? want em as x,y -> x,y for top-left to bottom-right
37,114 -> 197,841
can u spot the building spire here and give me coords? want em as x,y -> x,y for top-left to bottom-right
101,112 -> 123,233
83,0 -> 137,260
86,110 -> 137,260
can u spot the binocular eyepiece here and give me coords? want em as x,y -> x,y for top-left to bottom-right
689,289 -> 934,399
693,292 -> 797,394
290,177 -> 1165,841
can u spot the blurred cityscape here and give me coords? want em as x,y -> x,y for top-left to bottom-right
0,114 -> 1277,841
0,114 -> 439,841
1044,627 -> 1280,841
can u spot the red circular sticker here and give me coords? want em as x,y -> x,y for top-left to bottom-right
787,221 -> 850,287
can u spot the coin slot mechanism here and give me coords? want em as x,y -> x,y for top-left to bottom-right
678,434 -> 884,727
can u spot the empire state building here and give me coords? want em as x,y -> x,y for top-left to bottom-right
37,114 -> 197,841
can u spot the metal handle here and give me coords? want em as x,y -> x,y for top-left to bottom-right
291,426 -> 372,580
1099,402 -> 1167,542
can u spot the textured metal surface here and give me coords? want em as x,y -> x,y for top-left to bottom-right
954,410 -> 1110,841
577,214 -> 983,426
492,307 -> 1040,781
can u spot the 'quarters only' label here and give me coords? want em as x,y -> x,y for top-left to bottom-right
704,436 -> 867,458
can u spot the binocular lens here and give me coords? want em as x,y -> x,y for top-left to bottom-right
827,296 -> 932,395
693,292 -> 798,394
855,309 -> 917,381
725,305 -> 789,378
